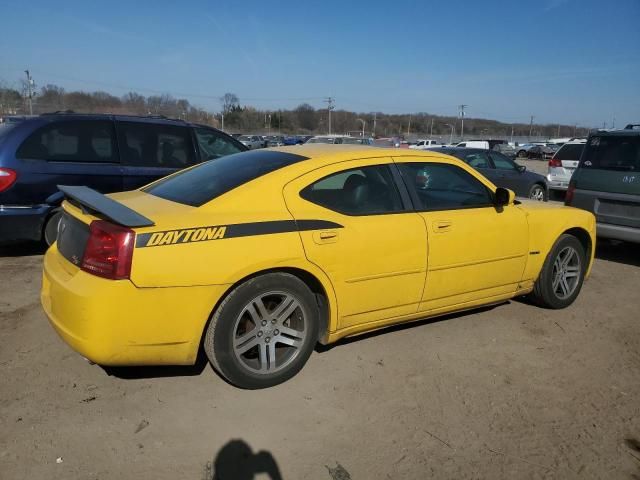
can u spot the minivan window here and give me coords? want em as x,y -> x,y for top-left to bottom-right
144,150 -> 308,207
555,143 -> 584,160
16,120 -> 117,163
117,122 -> 194,168
582,136 -> 640,171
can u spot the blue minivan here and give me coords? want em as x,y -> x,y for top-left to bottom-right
0,113 -> 246,245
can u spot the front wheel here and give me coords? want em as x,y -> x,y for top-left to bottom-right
530,234 -> 586,309
517,150 -> 527,158
204,273 -> 319,389
528,184 -> 547,202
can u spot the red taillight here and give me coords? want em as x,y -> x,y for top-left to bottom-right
0,168 -> 17,192
81,220 -> 135,280
565,181 -> 576,205
548,157 -> 562,167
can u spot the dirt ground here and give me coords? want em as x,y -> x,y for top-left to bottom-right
1,210 -> 640,479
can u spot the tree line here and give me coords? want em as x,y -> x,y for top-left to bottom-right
0,81 -> 588,139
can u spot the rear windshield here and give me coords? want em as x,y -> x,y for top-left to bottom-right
144,150 -> 308,206
554,143 -> 584,161
582,135 -> 640,171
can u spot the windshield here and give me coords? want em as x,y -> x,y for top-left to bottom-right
144,150 -> 308,206
582,135 -> 640,171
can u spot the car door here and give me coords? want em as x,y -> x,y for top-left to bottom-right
117,120 -> 197,190
395,159 -> 529,312
488,151 -> 528,195
283,159 -> 427,329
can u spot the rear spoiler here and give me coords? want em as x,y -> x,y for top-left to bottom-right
57,185 -> 155,228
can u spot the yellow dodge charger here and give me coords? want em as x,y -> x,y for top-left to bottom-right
41,146 -> 595,388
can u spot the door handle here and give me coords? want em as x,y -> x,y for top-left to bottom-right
313,230 -> 339,244
433,220 -> 452,233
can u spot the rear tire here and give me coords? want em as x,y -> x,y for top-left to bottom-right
530,234 -> 586,309
204,273 -> 319,389
517,150 -> 527,158
43,209 -> 62,246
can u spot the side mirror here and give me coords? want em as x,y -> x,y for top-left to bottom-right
517,164 -> 526,172
494,187 -> 515,206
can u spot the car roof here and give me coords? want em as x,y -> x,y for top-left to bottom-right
33,112 -> 205,128
591,128 -> 640,137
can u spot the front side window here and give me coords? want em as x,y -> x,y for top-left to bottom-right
399,162 -> 493,211
488,152 -> 517,171
195,128 -> 243,161
17,120 -> 117,163
117,122 -> 194,168
301,165 -> 403,215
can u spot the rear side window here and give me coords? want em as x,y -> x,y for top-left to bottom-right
195,128 -> 243,161
582,136 -> 639,171
300,165 -> 403,215
144,150 -> 308,207
117,122 -> 194,168
554,143 -> 584,160
16,120 -> 117,162
399,162 -> 493,211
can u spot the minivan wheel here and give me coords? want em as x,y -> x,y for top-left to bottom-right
528,184 -> 547,202
204,273 -> 319,389
43,209 -> 62,246
530,234 -> 586,309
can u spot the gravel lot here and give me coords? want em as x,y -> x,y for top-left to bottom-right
1,172 -> 639,479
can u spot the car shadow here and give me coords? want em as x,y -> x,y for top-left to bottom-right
103,350 -> 209,379
316,303 -> 504,353
203,439 -> 283,480
595,239 -> 640,267
0,241 -> 46,257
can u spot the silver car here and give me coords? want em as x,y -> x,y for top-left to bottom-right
547,140 -> 586,191
238,135 -> 264,150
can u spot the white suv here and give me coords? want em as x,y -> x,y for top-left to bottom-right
547,139 -> 586,191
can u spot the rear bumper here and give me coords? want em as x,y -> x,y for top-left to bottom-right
547,176 -> 570,190
596,222 -> 640,243
0,204 -> 51,243
41,245 -> 229,366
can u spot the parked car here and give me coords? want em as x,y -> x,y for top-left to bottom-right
515,144 -> 533,157
439,147 -> 548,201
493,143 -> 517,158
547,139 -> 587,191
342,137 -> 374,145
410,139 -> 440,149
305,136 -> 346,144
454,140 -> 506,150
41,146 -> 594,388
265,135 -> 285,147
373,137 -> 410,148
0,113 -> 246,245
238,135 -> 264,150
527,145 -> 555,160
565,125 -> 640,243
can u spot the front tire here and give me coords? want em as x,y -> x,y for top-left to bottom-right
204,273 -> 319,389
530,234 -> 586,309
528,183 -> 547,202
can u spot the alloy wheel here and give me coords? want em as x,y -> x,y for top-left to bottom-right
551,246 -> 581,300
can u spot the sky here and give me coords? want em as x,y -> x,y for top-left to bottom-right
1,0 -> 638,127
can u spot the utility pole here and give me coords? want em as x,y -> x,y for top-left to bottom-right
407,114 -> 411,136
529,115 -> 535,140
221,113 -> 224,132
445,123 -> 454,144
510,125 -> 514,144
557,124 -> 561,137
373,112 -> 377,137
24,70 -> 34,115
612,116 -> 616,129
357,118 -> 366,138
573,124 -> 577,137
458,104 -> 467,140
324,97 -> 335,134
430,118 -> 434,138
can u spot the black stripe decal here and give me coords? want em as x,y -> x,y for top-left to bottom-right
135,219 -> 343,248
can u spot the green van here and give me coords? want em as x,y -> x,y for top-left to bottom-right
566,124 -> 640,243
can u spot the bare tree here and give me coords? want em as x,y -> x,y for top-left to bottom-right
220,93 -> 239,115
